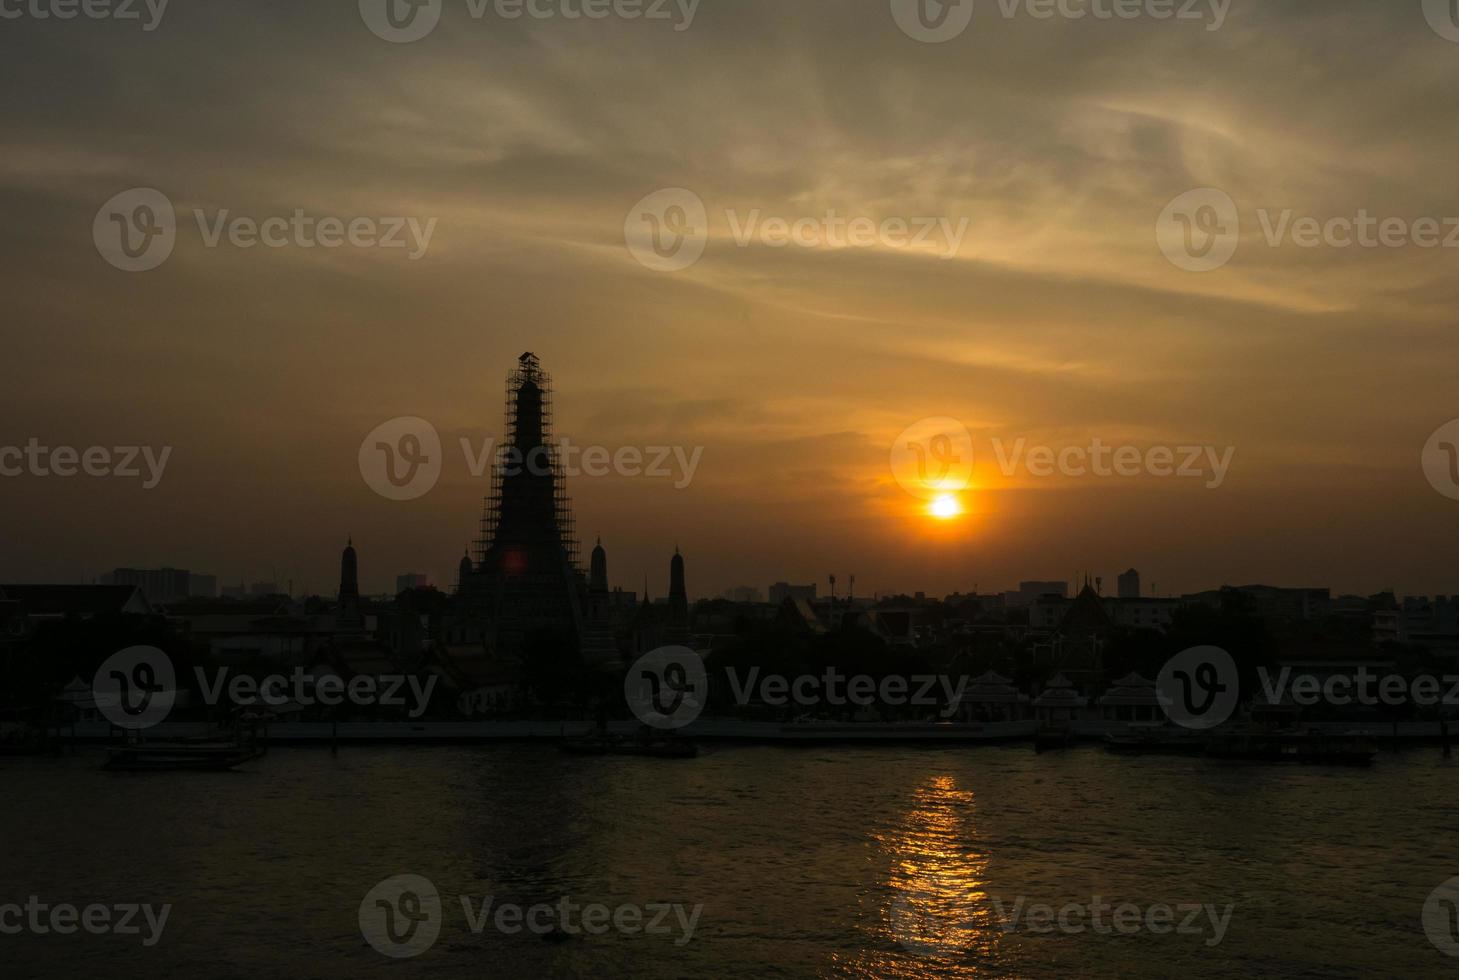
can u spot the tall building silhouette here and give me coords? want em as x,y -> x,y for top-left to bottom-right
1118,568 -> 1141,599
669,546 -> 687,622
460,353 -> 611,661
590,537 -> 608,593
455,550 -> 472,595
338,536 -> 363,630
587,536 -> 610,624
666,546 -> 690,644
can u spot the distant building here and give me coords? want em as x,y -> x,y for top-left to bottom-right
1185,585 -> 1330,622
455,551 -> 472,595
1117,568 -> 1140,599
720,586 -> 763,603
1032,591 -> 1183,632
1003,581 -> 1068,609
105,567 -> 191,604
167,596 -> 333,662
607,587 -> 638,617
337,538 -> 363,632
669,548 -> 688,616
1373,596 -> 1459,653
396,573 -> 430,593
769,582 -> 817,604
0,584 -> 152,621
250,581 -> 281,597
189,573 -> 218,598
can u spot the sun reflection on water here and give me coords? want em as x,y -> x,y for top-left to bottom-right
841,774 -> 1001,977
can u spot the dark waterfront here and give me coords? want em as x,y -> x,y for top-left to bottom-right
3,744 -> 1455,978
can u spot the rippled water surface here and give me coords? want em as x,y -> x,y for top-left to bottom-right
3,744 -> 1456,977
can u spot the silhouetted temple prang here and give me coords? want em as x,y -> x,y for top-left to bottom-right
337,536 -> 363,631
459,353 -> 613,663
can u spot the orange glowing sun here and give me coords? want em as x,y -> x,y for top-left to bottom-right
929,494 -> 962,520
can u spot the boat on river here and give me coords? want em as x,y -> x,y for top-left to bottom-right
560,728 -> 697,759
103,712 -> 265,772
1204,728 -> 1377,766
1103,723 -> 1208,755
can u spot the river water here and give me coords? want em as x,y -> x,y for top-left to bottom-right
2,744 -> 1455,977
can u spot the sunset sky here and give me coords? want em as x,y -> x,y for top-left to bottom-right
3,0 -> 1458,598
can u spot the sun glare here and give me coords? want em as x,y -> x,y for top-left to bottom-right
929,494 -> 961,520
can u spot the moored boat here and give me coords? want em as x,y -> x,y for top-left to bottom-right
104,741 -> 265,772
1103,725 -> 1208,755
103,711 -> 265,772
560,728 -> 697,759
1204,729 -> 1377,766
